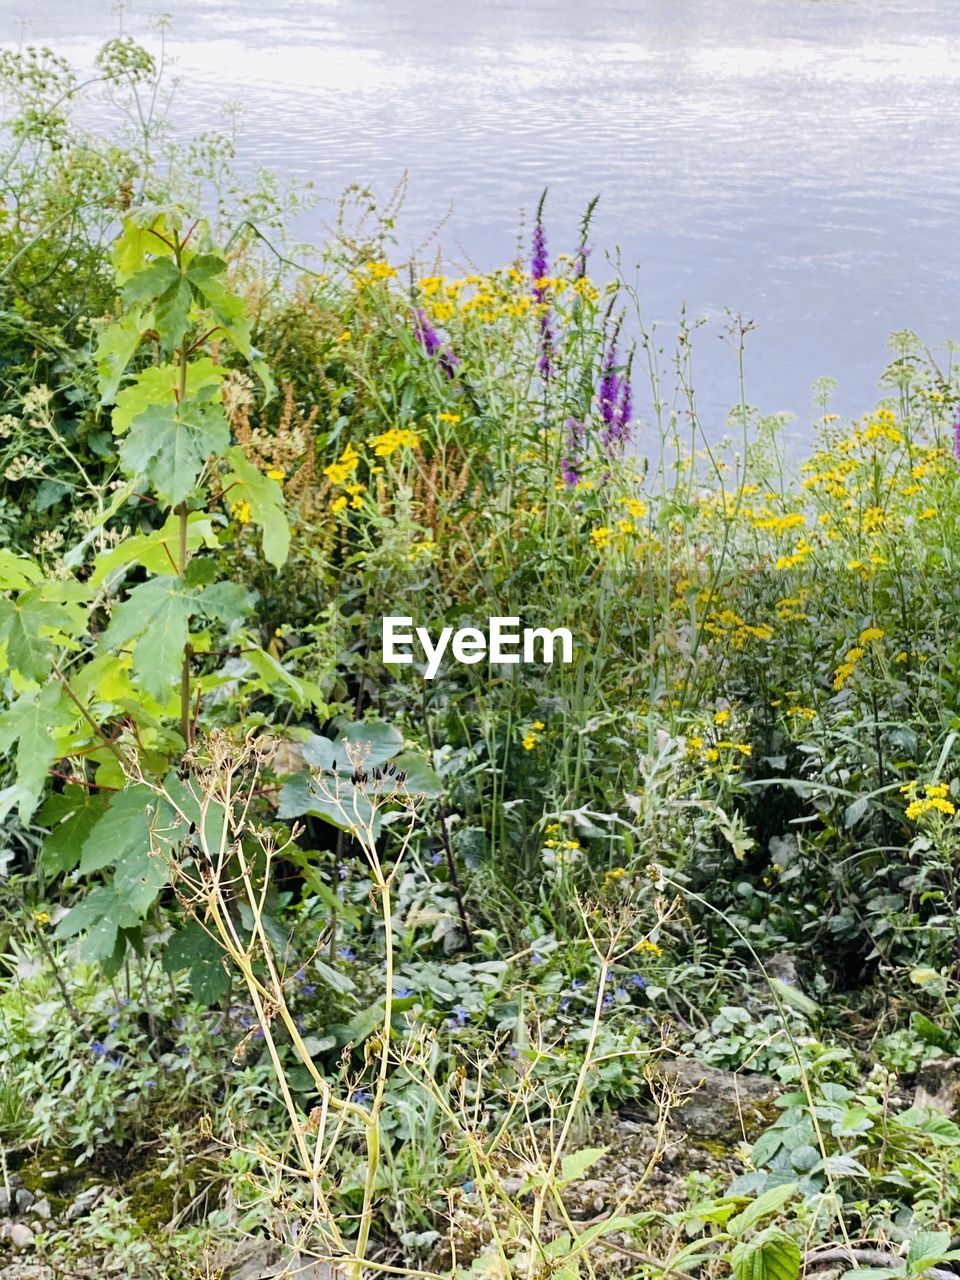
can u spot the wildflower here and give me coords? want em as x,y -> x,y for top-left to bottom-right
531,204 -> 555,379
32,910 -> 50,926
597,342 -> 633,456
413,308 -> 459,378
636,938 -> 663,957
231,500 -> 251,525
590,526 -> 611,550
337,946 -> 356,961
954,407 -> 960,463
331,496 -> 348,514
858,626 -> 884,645
324,442 -> 360,485
337,329 -> 352,342
561,415 -> 584,487
267,467 -> 285,481
450,1006 -> 469,1027
368,428 -> 419,457
367,261 -> 396,280
437,412 -> 461,424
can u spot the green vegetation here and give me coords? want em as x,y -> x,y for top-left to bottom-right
2,33 -> 960,1280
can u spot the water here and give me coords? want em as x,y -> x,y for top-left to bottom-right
4,0 -> 960,436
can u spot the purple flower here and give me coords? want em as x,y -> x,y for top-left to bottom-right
337,946 -> 355,962
352,1088 -> 372,1104
414,308 -> 459,379
396,986 -> 413,999
954,408 -> 960,463
531,210 -> 554,380
597,342 -> 633,456
450,1006 -> 469,1027
561,415 -> 584,487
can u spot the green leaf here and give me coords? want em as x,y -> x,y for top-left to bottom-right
391,751 -> 444,798
121,257 -> 180,307
153,275 -> 193,353
769,977 -> 819,1018
223,445 -> 290,568
111,210 -> 179,283
893,1107 -> 960,1145
53,885 -> 141,941
728,1182 -> 798,1237
731,1227 -> 801,1280
112,360 -> 225,435
0,550 -> 43,590
95,308 -> 147,405
80,785 -> 174,914
91,512 -> 218,586
103,576 -> 196,703
0,684 -> 74,819
39,787 -> 109,876
163,919 -> 230,1005
0,586 -> 87,680
558,1146 -> 607,1185
119,392 -> 230,505
906,1231 -> 960,1276
197,579 -> 252,625
336,719 -> 405,767
185,254 -> 252,357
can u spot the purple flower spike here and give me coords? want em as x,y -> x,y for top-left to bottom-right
954,407 -> 960,463
413,308 -> 459,380
561,415 -> 584,487
531,209 -> 555,381
597,342 -> 633,457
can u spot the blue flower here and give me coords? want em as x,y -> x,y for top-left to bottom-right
337,946 -> 356,961
450,1006 -> 469,1027
629,974 -> 646,990
396,986 -> 413,999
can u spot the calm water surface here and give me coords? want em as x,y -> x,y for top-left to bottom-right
4,0 -> 960,435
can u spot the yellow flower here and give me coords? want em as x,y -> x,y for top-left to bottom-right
337,329 -> 352,343
619,497 -> 647,519
267,467 -> 285,481
438,412 -> 462,425
590,526 -> 611,550
368,428 -> 420,457
231,500 -> 251,525
713,709 -> 731,726
367,261 -> 396,280
919,507 -> 936,520
324,442 -> 360,485
636,938 -> 663,957
858,627 -> 884,645
32,910 -> 50,926
522,733 -> 538,751
531,720 -> 545,731
331,496 -> 348,514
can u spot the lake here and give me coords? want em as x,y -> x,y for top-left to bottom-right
5,0 -> 960,437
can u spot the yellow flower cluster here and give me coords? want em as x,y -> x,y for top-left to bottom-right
901,782 -> 956,822
368,428 -> 420,457
704,609 -> 774,649
522,720 -> 545,751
